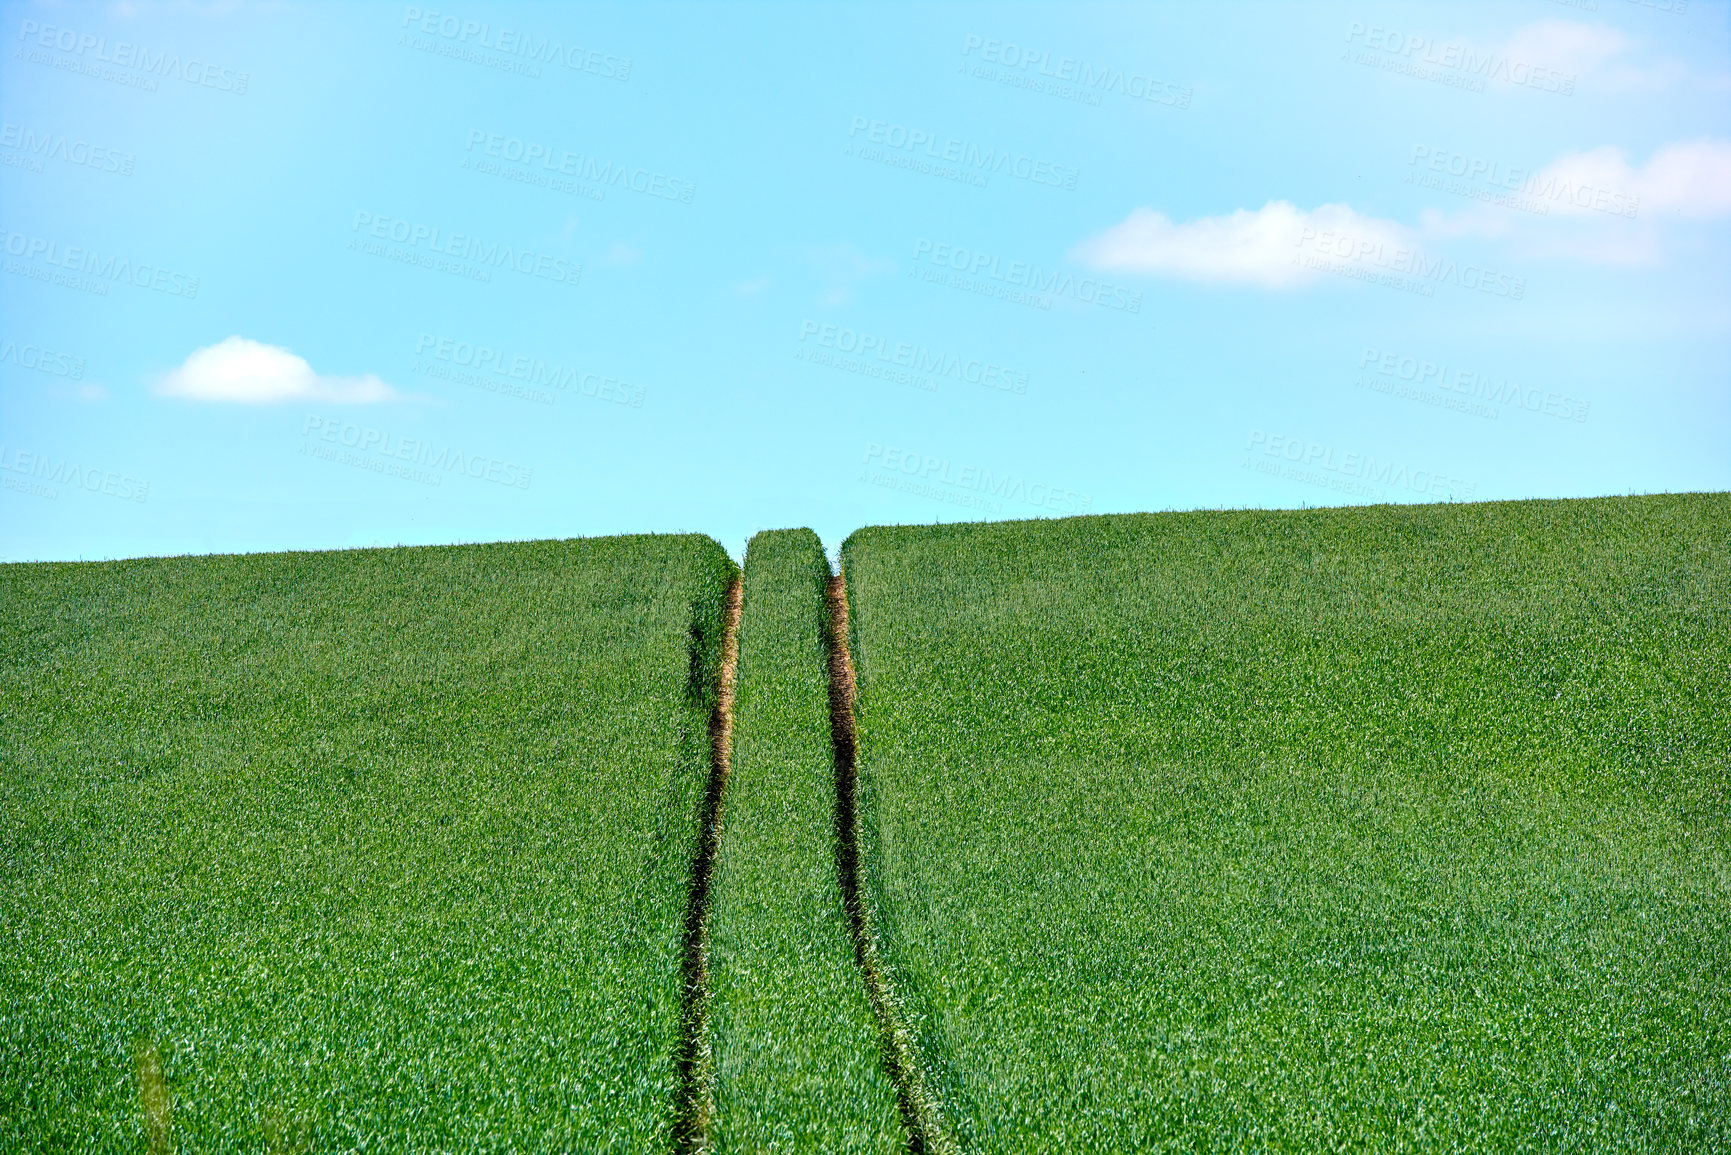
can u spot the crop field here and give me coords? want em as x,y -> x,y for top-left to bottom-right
3,495 -> 1727,1151
841,494 -> 1730,1152
0,535 -> 736,1151
703,529 -> 902,1152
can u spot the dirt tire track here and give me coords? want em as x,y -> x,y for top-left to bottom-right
673,574 -> 743,1154
827,571 -> 957,1155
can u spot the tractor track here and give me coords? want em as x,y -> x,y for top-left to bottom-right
826,571 -> 955,1155
673,574 -> 742,1154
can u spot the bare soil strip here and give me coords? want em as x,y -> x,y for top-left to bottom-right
827,572 -> 956,1155
673,575 -> 743,1154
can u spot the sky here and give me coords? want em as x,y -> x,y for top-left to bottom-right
2,0 -> 1727,564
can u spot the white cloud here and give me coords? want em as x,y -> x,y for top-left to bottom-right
1072,201 -> 1412,288
1626,140 -> 1731,219
157,337 -> 403,404
1505,140 -> 1731,221
1418,139 -> 1731,263
1081,136 -> 1731,285
1373,19 -> 1704,94
1484,20 -> 1703,92
1497,20 -> 1626,80
1527,146 -> 1644,219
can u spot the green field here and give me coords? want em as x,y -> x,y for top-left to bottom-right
703,529 -> 902,1152
4,496 -> 1727,1150
0,535 -> 735,1151
841,494 -> 1730,1152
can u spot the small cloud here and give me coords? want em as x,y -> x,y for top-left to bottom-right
600,241 -> 642,267
1378,20 -> 1699,95
1497,141 -> 1731,222
733,275 -> 772,297
1497,20 -> 1626,79
1491,19 -> 1713,92
806,243 -> 896,305
1417,139 -> 1731,263
157,337 -> 403,404
1073,201 -> 1412,288
47,382 -> 110,403
1622,140 -> 1731,219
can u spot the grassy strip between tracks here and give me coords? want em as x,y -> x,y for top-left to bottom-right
704,529 -> 905,1152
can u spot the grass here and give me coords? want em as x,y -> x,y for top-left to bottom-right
840,494 -> 1731,1153
0,534 -> 736,1151
703,530 -> 903,1152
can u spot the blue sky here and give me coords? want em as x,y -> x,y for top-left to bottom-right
2,0 -> 1727,563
